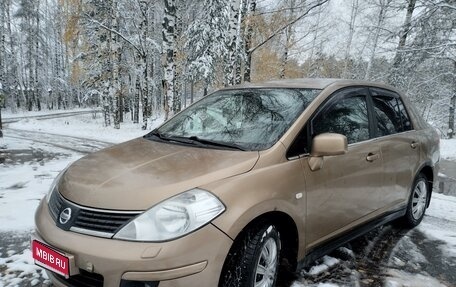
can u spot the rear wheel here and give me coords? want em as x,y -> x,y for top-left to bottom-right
403,174 -> 429,227
219,224 -> 281,287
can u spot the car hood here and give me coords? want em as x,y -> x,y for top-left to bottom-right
58,138 -> 259,210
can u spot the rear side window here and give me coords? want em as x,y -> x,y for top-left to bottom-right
370,88 -> 413,136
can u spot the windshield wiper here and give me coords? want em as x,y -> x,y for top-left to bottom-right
146,131 -> 245,151
146,131 -> 194,144
183,136 -> 246,151
146,130 -> 170,141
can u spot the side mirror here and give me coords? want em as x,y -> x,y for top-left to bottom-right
308,133 -> 347,171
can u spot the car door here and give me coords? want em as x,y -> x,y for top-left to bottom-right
299,87 -> 385,249
369,88 -> 421,207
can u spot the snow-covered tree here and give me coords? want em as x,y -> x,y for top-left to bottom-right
186,0 -> 229,90
162,0 -> 176,120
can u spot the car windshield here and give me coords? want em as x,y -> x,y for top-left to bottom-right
148,88 -> 321,151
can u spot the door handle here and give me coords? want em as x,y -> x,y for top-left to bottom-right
366,153 -> 380,162
411,141 -> 419,149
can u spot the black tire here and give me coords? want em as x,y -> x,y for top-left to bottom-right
402,173 -> 429,227
219,224 -> 281,287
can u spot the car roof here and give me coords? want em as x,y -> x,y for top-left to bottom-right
224,78 -> 398,91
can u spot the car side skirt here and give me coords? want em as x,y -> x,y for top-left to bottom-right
298,206 -> 407,269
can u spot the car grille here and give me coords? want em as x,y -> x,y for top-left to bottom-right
73,209 -> 139,234
48,189 -> 64,221
48,190 -> 141,238
56,270 -> 104,287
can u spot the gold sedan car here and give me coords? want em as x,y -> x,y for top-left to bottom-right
33,79 -> 439,287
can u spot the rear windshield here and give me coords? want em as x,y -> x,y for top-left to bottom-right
152,88 -> 321,151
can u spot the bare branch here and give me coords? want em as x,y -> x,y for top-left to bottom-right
249,0 -> 330,54
83,13 -> 144,56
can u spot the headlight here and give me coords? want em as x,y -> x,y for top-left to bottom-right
45,167 -> 68,203
113,189 -> 225,242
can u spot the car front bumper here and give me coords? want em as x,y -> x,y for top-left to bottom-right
34,199 -> 233,287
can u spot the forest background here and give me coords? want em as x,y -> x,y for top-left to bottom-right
0,0 -> 455,137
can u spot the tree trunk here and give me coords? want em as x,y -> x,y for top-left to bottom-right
388,0 -> 416,86
0,106 -> 2,133
190,80 -> 194,104
112,0 -> 121,129
134,77 -> 140,124
225,0 -> 241,86
365,0 -> 391,80
449,95 -> 456,139
364,5 -> 386,80
103,0 -> 113,126
162,0 -> 176,120
35,0 -> 41,111
449,61 -> 456,139
280,0 -> 296,79
235,0 -> 248,84
0,0 -> 5,105
172,4 -> 181,114
138,0 -> 151,129
342,0 -> 359,78
243,0 -> 256,83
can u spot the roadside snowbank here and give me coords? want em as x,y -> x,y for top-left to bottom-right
8,112 -> 164,143
441,139 -> 456,161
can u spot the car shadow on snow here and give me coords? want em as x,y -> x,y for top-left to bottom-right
289,222 -> 456,287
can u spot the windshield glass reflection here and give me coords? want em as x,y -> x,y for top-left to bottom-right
151,88 -> 321,151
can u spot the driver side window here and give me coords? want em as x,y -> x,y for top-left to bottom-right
312,92 -> 370,144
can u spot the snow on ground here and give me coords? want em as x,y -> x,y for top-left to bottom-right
0,137 -> 82,231
304,256 -> 341,276
384,269 -> 446,287
441,139 -> 456,161
426,193 -> 456,223
0,245 -> 49,287
419,193 -> 456,258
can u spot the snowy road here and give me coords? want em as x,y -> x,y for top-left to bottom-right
3,128 -> 113,154
2,110 -> 101,124
1,126 -> 456,287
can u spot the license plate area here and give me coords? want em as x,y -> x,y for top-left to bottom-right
32,240 -> 70,278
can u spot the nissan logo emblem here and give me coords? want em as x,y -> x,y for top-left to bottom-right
59,207 -> 72,225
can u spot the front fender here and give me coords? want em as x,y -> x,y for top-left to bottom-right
203,159 -> 307,258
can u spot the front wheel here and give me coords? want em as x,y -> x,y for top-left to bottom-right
403,174 -> 429,227
220,224 -> 281,287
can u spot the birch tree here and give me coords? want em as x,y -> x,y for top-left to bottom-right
224,0 -> 242,86
364,0 -> 396,80
342,0 -> 361,78
162,0 -> 176,120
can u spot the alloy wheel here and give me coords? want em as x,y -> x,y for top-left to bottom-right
254,237 -> 278,287
412,180 -> 427,220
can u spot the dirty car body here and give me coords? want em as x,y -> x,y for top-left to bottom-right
33,79 -> 440,287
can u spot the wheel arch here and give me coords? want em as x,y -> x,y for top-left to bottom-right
219,211 -> 300,281
416,163 -> 434,208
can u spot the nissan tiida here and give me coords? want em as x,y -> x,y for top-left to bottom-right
32,79 -> 440,287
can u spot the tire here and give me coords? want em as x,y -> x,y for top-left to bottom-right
402,173 -> 429,227
219,224 -> 281,287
